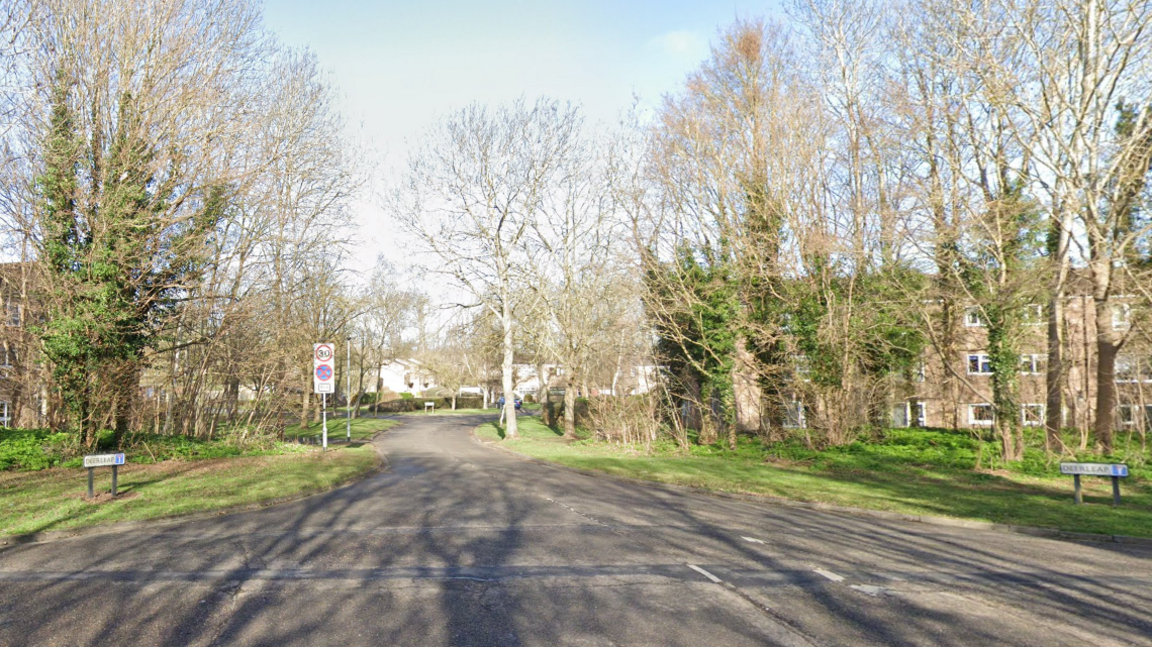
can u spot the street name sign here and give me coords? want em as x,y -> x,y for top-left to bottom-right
83,453 -> 125,498
83,453 -> 125,468
1060,462 -> 1128,505
314,343 -> 335,394
1059,463 -> 1128,477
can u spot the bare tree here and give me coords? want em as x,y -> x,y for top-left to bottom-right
390,98 -> 581,439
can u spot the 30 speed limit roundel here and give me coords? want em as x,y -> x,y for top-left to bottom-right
314,344 -> 334,362
315,364 -> 333,381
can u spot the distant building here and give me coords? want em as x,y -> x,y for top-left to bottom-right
376,359 -> 437,394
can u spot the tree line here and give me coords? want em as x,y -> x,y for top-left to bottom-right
0,0 -> 423,445
394,0 -> 1152,461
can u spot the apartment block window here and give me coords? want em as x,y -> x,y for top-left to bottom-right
1019,354 -> 1046,375
893,400 -> 925,428
0,401 -> 9,427
4,302 -> 18,327
1118,405 -> 1134,426
1021,404 -> 1044,427
968,404 -> 995,426
794,355 -> 812,381
1022,304 -> 1044,325
1112,303 -> 1131,331
914,359 -> 926,383
783,399 -> 807,429
0,343 -> 13,368
964,307 -> 985,327
1115,356 -> 1152,383
967,353 -> 992,375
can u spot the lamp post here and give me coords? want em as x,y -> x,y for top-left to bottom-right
346,335 -> 352,441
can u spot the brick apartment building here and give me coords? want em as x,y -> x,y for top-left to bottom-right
899,281 -> 1151,433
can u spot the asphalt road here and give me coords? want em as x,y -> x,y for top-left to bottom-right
1,415 -> 1150,646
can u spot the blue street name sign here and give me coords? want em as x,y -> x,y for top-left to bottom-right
83,453 -> 126,468
1059,462 -> 1128,505
1059,462 -> 1128,477
83,453 -> 126,499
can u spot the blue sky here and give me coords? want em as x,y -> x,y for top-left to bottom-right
261,0 -> 783,269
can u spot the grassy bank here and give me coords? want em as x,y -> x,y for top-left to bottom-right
475,418 -> 1152,538
1,418 -> 397,537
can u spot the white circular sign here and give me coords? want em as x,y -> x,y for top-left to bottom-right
315,344 -> 334,362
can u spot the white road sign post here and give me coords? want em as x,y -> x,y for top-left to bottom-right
346,336 -> 352,442
1059,462 -> 1128,505
83,453 -> 125,498
315,343 -> 335,449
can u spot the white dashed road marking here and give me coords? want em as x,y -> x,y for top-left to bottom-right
741,536 -> 767,545
813,568 -> 845,583
687,564 -> 723,584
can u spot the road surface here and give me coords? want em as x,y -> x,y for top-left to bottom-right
1,414 -> 1149,646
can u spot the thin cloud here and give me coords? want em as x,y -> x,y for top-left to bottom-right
649,29 -> 704,58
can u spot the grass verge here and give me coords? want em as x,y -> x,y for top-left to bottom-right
2,433 -> 387,538
284,416 -> 398,442
475,417 -> 1152,538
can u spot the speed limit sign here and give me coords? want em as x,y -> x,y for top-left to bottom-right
313,343 -> 335,394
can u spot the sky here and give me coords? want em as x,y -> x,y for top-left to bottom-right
261,0 -> 784,274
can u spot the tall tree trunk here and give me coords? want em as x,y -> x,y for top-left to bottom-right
1093,297 -> 1121,454
535,360 -> 549,425
299,383 -> 310,429
1045,294 -> 1066,451
732,335 -> 762,434
501,303 -> 518,439
563,375 -> 577,440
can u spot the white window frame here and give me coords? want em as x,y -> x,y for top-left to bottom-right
892,401 -> 926,428
968,403 -> 995,426
1118,404 -> 1135,426
0,401 -> 9,427
967,353 -> 993,375
1112,303 -> 1131,331
794,355 -> 812,381
783,399 -> 807,429
912,400 -> 926,427
1022,304 -> 1044,325
964,307 -> 985,327
1019,353 -> 1046,375
1021,404 -> 1044,427
1115,356 -> 1152,384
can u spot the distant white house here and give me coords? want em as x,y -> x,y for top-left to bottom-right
376,359 -> 437,394
510,363 -> 661,397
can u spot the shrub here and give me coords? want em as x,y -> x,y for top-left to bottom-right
584,395 -> 661,448
0,428 -> 78,471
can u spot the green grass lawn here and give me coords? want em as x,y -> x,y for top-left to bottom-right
1,425 -> 392,537
285,416 -> 397,441
475,418 -> 1152,538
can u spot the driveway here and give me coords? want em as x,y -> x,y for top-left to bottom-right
1,414 -> 1149,646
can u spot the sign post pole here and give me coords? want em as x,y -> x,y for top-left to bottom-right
346,337 -> 351,442
82,453 -> 126,498
314,343 -> 335,451
1060,462 -> 1127,505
